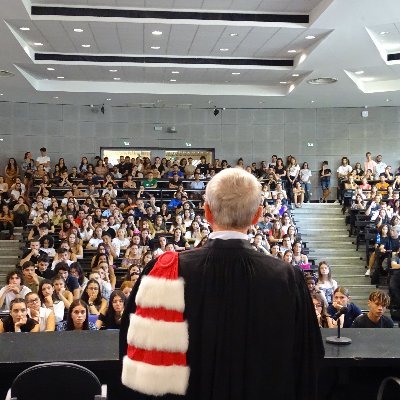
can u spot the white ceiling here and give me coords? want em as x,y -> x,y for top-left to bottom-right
1,0 -> 400,108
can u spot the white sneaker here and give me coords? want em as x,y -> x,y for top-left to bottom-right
365,269 -> 371,276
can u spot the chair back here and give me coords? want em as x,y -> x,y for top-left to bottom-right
9,362 -> 105,400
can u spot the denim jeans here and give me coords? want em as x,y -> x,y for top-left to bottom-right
301,182 -> 312,202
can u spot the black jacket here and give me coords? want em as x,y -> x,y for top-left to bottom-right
120,239 -> 324,400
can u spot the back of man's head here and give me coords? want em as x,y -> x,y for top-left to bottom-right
205,168 -> 261,229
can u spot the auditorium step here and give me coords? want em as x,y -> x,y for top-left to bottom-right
0,235 -> 22,285
293,203 -> 376,309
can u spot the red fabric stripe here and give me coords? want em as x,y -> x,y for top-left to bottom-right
149,251 -> 179,280
135,306 -> 184,322
127,344 -> 187,366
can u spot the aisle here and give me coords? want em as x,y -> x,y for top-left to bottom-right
293,203 -> 375,310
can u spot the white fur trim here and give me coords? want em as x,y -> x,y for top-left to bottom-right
135,276 -> 185,311
122,357 -> 189,396
127,314 -> 188,352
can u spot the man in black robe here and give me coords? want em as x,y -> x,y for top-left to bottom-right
120,168 -> 324,400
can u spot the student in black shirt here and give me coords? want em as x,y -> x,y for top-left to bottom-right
352,290 -> 394,328
96,290 -> 126,330
0,298 -> 39,333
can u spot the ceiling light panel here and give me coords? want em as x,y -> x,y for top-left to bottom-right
17,64 -> 300,86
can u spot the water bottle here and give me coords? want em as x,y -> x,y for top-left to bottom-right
376,233 -> 381,245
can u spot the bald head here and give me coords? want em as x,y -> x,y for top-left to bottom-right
205,168 -> 261,230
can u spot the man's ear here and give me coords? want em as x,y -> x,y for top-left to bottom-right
251,206 -> 263,226
204,203 -> 214,224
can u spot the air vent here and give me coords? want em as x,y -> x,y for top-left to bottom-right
307,77 -> 337,85
0,70 -> 14,77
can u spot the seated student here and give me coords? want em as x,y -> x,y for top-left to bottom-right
53,263 -> 80,300
81,278 -> 107,316
69,262 -> 88,293
327,287 -> 362,328
311,293 -> 334,328
292,241 -> 308,268
251,233 -> 270,255
167,191 -> 183,212
142,171 -> 158,189
0,299 -> 39,333
120,281 -> 134,299
86,226 -> 104,249
316,261 -> 338,305
171,227 -> 190,251
56,299 -> 97,331
90,267 -> 113,302
36,254 -> 54,280
306,276 -> 328,307
51,247 -> 75,270
22,261 -> 44,294
0,270 -> 31,310
25,291 -> 55,332
19,238 -> 47,267
39,234 -> 56,258
39,278 -> 68,323
376,175 -> 390,195
352,290 -> 394,328
365,224 -> 390,277
96,290 -> 126,330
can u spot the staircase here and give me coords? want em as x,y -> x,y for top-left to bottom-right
0,227 -> 23,285
293,203 -> 375,310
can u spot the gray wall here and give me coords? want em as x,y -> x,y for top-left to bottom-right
0,102 -> 399,199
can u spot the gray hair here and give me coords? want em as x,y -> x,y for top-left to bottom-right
205,168 -> 261,229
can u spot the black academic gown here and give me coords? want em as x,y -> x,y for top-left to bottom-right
120,239 -> 324,400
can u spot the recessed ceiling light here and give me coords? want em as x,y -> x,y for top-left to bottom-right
19,27 -> 30,31
292,73 -> 299,77
34,42 -> 43,46
0,138 -> 3,141
57,76 -> 64,79
229,33 -> 239,37
305,35 -> 315,40
171,71 -> 180,74
280,81 -> 288,84
311,100 -> 315,103
307,77 -> 338,85
386,98 -> 392,102
53,96 -> 59,99
81,44 -> 91,48
219,48 -> 229,52
355,70 -> 364,75
380,31 -> 389,35
170,79 -> 177,82
0,93 -> 3,96
151,46 -> 161,50
232,72 -> 241,75
109,69 -> 118,72
113,77 -> 121,80
258,101 -> 264,104
152,30 -> 162,36
47,67 -> 55,71
288,49 -> 297,53
106,98 -> 112,101
74,28 -> 83,33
